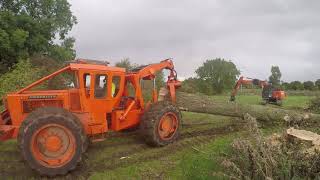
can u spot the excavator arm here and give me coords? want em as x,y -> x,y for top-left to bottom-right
230,76 -> 267,101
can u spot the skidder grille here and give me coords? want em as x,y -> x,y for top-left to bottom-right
23,100 -> 63,113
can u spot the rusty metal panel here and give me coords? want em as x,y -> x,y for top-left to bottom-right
23,100 -> 63,113
69,92 -> 81,111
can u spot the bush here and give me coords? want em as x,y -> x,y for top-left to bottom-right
223,114 -> 320,179
222,114 -> 286,179
0,59 -> 42,99
308,96 -> 320,114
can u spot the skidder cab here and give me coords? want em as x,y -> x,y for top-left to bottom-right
0,58 -> 181,176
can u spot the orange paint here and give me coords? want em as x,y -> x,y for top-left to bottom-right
231,76 -> 286,103
31,123 -> 76,168
0,59 -> 181,141
158,112 -> 178,140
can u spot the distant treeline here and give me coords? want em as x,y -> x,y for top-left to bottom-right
281,81 -> 320,91
0,0 -> 318,99
179,59 -> 320,95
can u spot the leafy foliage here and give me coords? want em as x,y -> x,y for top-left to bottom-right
180,78 -> 202,94
290,81 -> 304,90
269,66 -> 282,87
281,80 -> 320,91
303,81 -> 315,91
29,55 -> 75,90
195,58 -> 240,94
115,58 -> 164,88
0,59 -> 41,99
115,58 -> 137,72
281,82 -> 290,90
224,114 -> 320,179
0,0 -> 76,39
315,79 -> 320,90
0,54 -> 76,101
0,0 -> 77,73
48,37 -> 76,63
115,58 -> 165,102
308,96 -> 320,114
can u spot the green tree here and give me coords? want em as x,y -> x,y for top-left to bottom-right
180,77 -> 201,94
115,58 -> 136,71
0,0 -> 77,73
155,71 -> 165,90
281,82 -> 290,90
289,81 -> 304,90
48,37 -> 76,62
0,59 -> 42,99
115,58 -> 165,89
269,66 -> 282,87
303,81 -> 315,91
195,58 -> 240,94
315,79 -> 320,90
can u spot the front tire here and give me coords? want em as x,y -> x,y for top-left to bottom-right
18,107 -> 85,176
140,101 -> 181,147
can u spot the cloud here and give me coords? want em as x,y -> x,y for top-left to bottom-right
69,0 -> 320,82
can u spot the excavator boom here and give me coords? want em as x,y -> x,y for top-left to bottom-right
230,76 -> 267,101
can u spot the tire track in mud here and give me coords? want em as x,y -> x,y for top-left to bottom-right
0,122 -> 229,169
75,121 -> 245,178
0,121 -> 245,178
84,121 -> 237,149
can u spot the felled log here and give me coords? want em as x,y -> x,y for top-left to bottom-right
286,128 -> 320,146
176,92 -> 320,126
286,128 -> 320,155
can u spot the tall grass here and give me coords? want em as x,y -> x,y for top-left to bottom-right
223,113 -> 320,179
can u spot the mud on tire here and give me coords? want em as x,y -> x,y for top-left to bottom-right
140,101 -> 182,147
17,107 -> 86,176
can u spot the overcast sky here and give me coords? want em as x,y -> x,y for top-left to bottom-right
69,0 -> 320,82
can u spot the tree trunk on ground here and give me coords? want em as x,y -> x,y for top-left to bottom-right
286,128 -> 320,146
176,92 -> 320,126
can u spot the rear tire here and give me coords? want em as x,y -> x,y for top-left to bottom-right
18,107 -> 86,176
140,101 -> 181,147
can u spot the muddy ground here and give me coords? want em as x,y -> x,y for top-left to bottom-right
0,112 -> 245,179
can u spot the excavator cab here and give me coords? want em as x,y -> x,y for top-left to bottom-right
262,85 -> 286,105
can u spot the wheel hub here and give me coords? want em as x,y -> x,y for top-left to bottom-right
158,112 -> 178,140
161,118 -> 172,132
45,136 -> 62,152
31,124 -> 76,167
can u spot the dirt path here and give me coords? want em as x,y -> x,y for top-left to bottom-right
0,116 -> 245,179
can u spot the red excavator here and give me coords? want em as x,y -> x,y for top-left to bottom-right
230,76 -> 286,105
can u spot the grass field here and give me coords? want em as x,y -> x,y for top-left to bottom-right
211,95 -> 313,110
0,94 -> 313,179
0,112 -> 245,179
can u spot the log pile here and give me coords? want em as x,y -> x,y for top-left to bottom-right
175,92 -> 320,126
